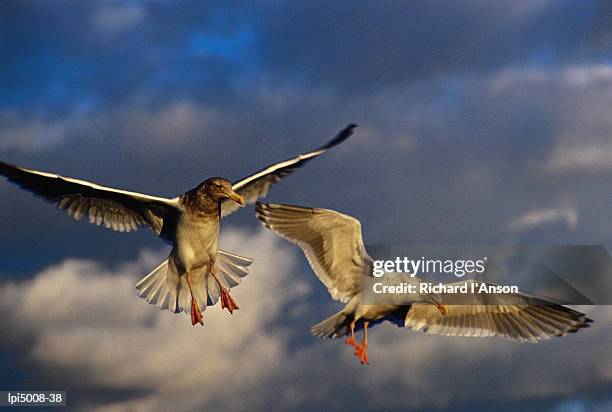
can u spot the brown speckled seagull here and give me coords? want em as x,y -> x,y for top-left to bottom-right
0,124 -> 356,326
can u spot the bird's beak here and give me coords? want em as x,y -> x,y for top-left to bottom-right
227,190 -> 245,205
436,303 -> 448,316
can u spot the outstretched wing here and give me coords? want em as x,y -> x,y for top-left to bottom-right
256,202 -> 368,302
404,280 -> 592,342
221,124 -> 356,217
0,161 -> 180,239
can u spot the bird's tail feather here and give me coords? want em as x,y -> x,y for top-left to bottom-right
135,258 -> 178,311
135,250 -> 253,314
206,250 -> 252,305
311,310 -> 350,339
218,250 -> 251,286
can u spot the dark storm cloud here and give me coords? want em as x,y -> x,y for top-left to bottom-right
2,64 -> 612,273
3,1 -> 611,112
0,1 -> 255,111
252,0 -> 612,94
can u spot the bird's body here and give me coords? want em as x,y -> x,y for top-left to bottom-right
174,184 -> 222,273
173,211 -> 219,272
256,202 -> 592,365
0,124 -> 356,325
354,302 -> 399,323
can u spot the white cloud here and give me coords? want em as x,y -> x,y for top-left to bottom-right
0,227 -> 609,411
509,206 -> 578,233
0,102 -> 219,155
0,228 -> 310,411
361,305 -> 612,409
0,110 -> 83,153
490,64 -> 612,175
490,68 -> 549,92
562,65 -> 612,87
543,141 -> 612,173
119,102 -> 220,148
491,64 -> 612,92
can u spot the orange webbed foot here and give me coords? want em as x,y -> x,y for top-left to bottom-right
220,288 -> 239,314
191,301 -> 204,326
344,335 -> 359,352
353,321 -> 370,365
355,342 -> 369,365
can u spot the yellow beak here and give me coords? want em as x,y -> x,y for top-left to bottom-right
227,191 -> 245,205
436,304 -> 448,316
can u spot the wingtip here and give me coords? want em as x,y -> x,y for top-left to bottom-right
319,124 -> 358,150
0,159 -> 18,174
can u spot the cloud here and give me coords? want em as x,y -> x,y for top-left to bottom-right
251,1 -> 612,95
92,4 -> 145,36
113,101 -> 221,148
0,228 -> 310,411
543,142 -> 612,173
0,101 -> 219,155
0,110 -> 83,153
509,206 -> 578,233
0,227 -> 610,411
365,309 -> 612,409
491,65 -> 612,92
489,64 -> 612,176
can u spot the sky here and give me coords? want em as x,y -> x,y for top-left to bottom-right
0,1 -> 611,411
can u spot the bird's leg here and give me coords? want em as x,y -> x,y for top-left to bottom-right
186,272 -> 203,326
209,264 -> 239,314
344,319 -> 359,352
355,321 -> 369,365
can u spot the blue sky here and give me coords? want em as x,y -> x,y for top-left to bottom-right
0,1 -> 611,411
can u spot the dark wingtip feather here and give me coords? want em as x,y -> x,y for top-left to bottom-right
319,124 -> 357,150
0,160 -> 20,178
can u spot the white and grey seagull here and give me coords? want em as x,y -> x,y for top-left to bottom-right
255,202 -> 592,364
0,124 -> 356,326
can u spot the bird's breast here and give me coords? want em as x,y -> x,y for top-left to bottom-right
173,214 -> 220,271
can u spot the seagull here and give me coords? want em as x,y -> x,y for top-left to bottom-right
255,203 -> 592,365
0,124 -> 356,326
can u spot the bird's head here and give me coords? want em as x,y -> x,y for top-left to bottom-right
199,177 -> 245,205
423,292 -> 448,316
